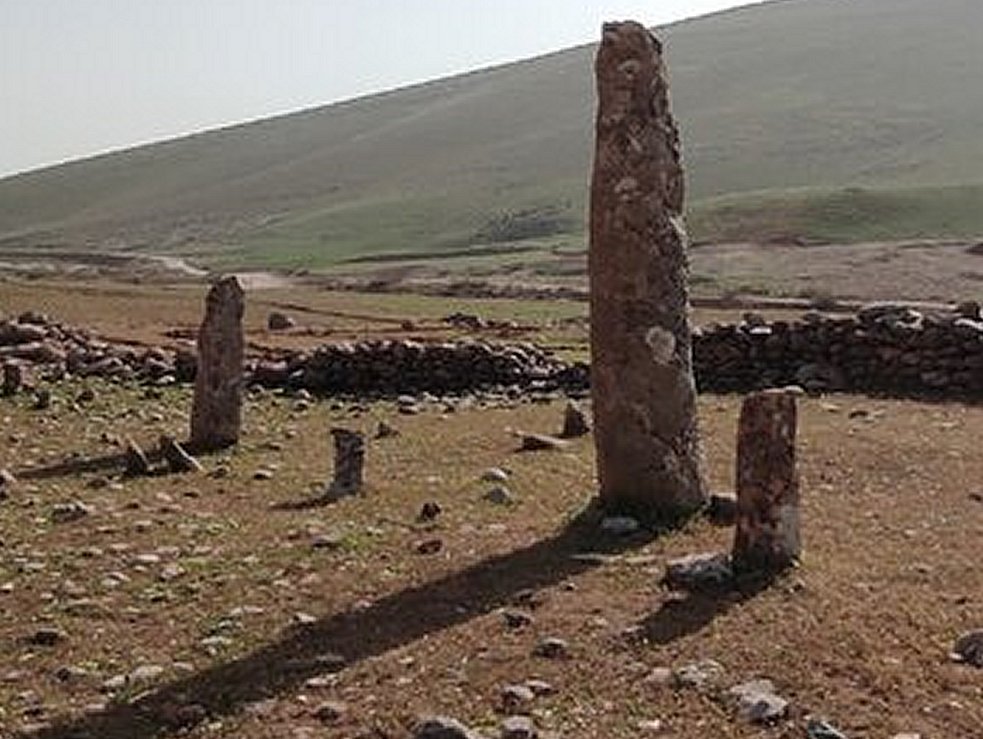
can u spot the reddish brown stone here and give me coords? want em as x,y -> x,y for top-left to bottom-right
732,390 -> 801,573
588,22 -> 706,519
189,276 -> 244,451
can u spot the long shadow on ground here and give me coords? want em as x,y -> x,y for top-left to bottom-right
25,506 -> 677,739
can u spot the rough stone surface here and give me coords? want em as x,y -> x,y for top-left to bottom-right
588,22 -> 706,519
729,679 -> 789,724
664,552 -> 733,591
671,659 -> 725,690
732,389 -> 800,573
267,311 -> 296,331
190,276 -> 244,451
951,629 -> 983,667
327,428 -> 365,497
413,716 -> 482,739
560,400 -> 591,438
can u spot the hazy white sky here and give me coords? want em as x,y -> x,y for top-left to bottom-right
1,1 -> 745,177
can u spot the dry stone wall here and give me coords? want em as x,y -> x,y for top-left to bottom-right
4,304 -> 983,400
694,304 -> 983,398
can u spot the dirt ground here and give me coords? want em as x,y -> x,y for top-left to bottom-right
1,279 -> 981,738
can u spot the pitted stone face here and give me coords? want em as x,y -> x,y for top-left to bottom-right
588,21 -> 706,519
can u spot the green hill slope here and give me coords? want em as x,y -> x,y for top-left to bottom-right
1,0 -> 982,268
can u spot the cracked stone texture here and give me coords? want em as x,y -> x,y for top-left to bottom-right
588,21 -> 707,518
732,389 -> 801,573
190,276 -> 244,451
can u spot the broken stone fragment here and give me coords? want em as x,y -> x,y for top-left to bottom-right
0,468 -> 16,500
51,501 -> 92,524
266,311 -> 296,331
123,437 -> 152,477
663,552 -> 733,591
729,679 -> 789,724
500,715 -> 538,739
413,715 -> 483,739
951,629 -> 983,667
375,420 -> 400,439
484,486 -> 515,506
671,659 -> 725,690
560,400 -> 590,438
518,433 -> 569,452
160,435 -> 204,474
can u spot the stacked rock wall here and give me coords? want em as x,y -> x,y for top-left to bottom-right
694,305 -> 983,397
5,305 -> 983,400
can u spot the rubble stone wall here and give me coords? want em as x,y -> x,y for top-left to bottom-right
4,305 -> 983,400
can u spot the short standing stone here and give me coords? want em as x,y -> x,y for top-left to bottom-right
732,390 -> 800,574
33,389 -> 52,410
560,400 -> 591,438
588,22 -> 707,520
327,428 -> 364,498
2,361 -> 28,396
190,276 -> 245,451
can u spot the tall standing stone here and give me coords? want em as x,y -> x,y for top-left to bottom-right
189,276 -> 244,452
732,390 -> 800,574
588,21 -> 706,519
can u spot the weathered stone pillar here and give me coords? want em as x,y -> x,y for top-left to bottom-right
588,21 -> 706,520
732,389 -> 800,573
189,276 -> 244,451
328,428 -> 365,498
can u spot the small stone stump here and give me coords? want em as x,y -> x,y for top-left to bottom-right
2,361 -> 28,396
327,428 -> 364,498
189,276 -> 244,451
732,389 -> 800,574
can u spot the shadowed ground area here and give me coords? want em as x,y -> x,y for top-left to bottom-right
23,509 -> 663,739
